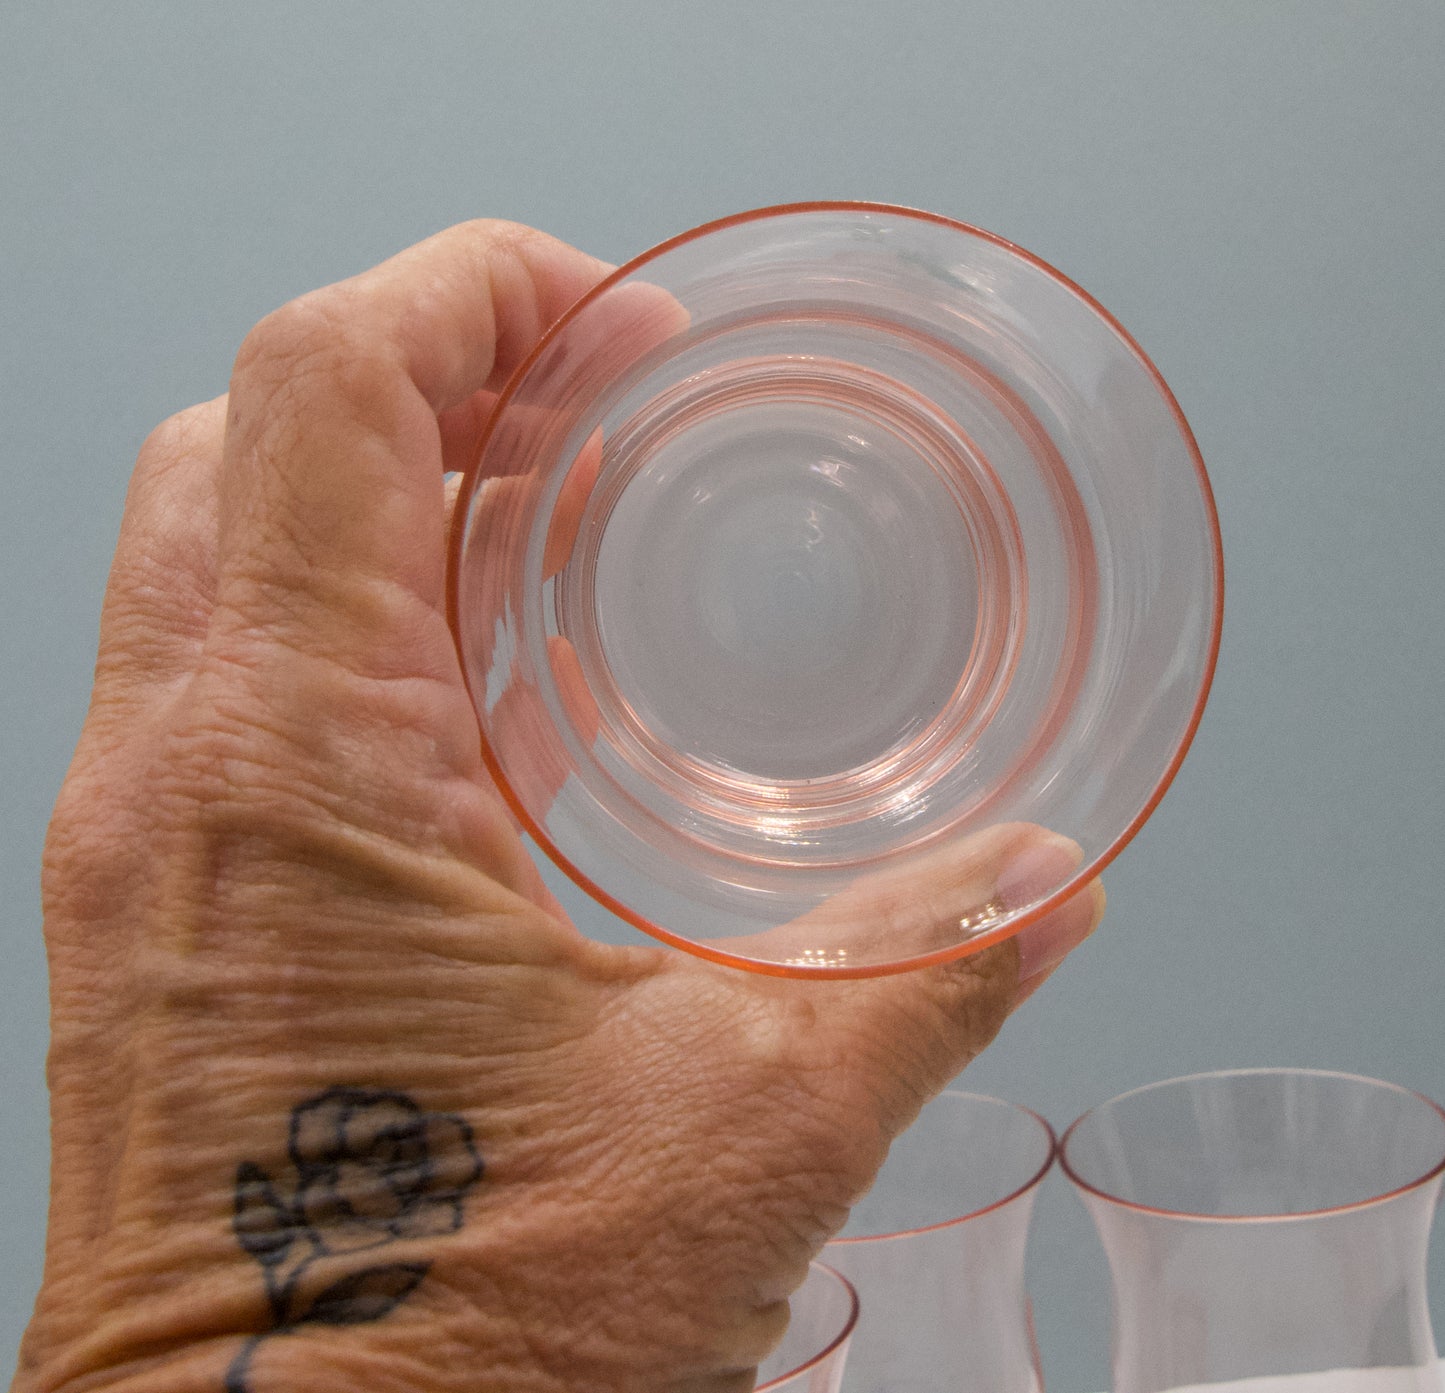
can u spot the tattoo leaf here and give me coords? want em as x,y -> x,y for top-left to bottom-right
233,1162 -> 296,1267
294,1262 -> 432,1327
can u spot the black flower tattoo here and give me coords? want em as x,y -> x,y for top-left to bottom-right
226,1087 -> 483,1392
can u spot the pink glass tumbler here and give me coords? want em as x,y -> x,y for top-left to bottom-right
754,1261 -> 859,1391
823,1091 -> 1056,1391
1062,1069 -> 1445,1393
448,201 -> 1223,978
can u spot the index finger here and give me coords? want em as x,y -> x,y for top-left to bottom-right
215,221 -> 613,639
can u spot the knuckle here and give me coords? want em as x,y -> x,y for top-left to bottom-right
134,398 -> 221,479
453,216 -> 551,258
230,290 -> 400,427
42,779 -> 131,920
233,291 -> 348,382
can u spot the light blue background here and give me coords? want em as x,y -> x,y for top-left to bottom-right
3,4 -> 1442,1387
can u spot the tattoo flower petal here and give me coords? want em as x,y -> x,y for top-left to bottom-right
228,1086 -> 485,1393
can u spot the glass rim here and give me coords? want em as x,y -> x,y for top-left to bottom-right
754,1260 -> 860,1391
446,200 -> 1226,979
1058,1066 -> 1445,1223
828,1091 -> 1058,1243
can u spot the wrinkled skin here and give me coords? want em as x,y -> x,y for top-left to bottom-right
17,222 -> 1102,1393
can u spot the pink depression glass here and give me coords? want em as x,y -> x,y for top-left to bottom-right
753,1262 -> 859,1392
448,202 -> 1223,976
823,1091 -> 1056,1391
1061,1069 -> 1445,1393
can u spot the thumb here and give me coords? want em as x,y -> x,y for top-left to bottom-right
788,824 -> 1104,1135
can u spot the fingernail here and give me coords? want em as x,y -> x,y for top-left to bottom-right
1014,879 -> 1105,984
996,835 -> 1083,911
997,835 -> 1090,985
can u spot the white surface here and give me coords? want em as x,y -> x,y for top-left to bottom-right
1088,1364 -> 1445,1393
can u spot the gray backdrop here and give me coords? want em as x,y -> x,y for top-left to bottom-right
3,3 -> 1442,1387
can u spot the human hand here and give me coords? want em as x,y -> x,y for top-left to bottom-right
18,222 -> 1103,1393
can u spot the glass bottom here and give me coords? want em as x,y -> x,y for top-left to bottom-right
563,350 -> 1021,833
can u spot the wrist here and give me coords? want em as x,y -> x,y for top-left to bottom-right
15,1248 -> 576,1393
